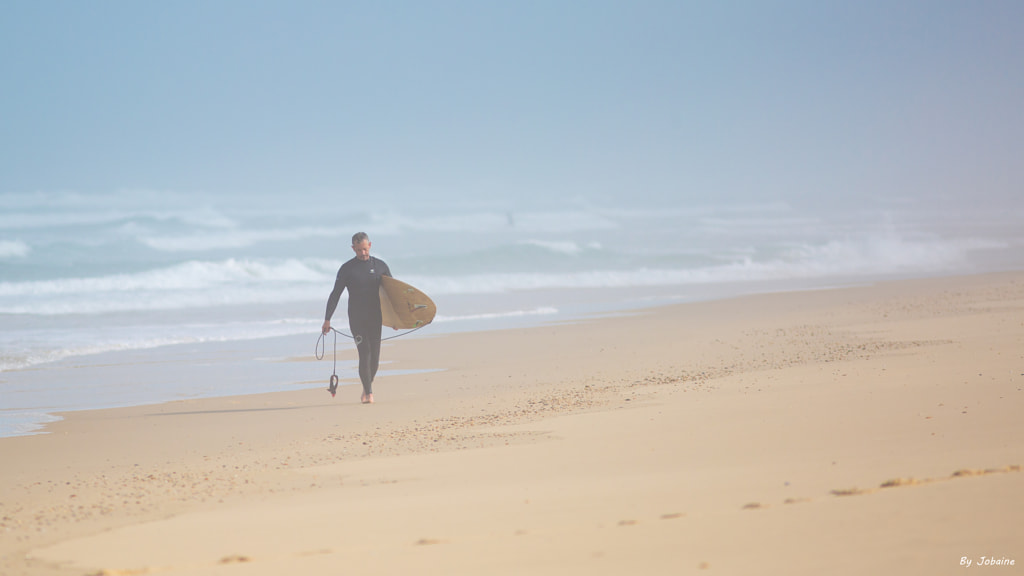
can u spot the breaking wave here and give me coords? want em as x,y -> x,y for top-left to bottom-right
0,232 -> 1002,316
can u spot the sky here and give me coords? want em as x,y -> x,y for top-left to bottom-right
2,1 -> 1022,210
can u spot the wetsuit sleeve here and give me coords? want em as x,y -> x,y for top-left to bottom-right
382,261 -> 392,278
324,266 -> 347,321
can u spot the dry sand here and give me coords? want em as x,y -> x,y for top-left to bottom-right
1,272 -> 1022,575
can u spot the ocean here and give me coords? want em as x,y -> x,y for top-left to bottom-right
1,189 -> 1021,437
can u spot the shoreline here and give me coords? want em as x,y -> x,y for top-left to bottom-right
0,271 -> 983,439
2,271 -> 1022,575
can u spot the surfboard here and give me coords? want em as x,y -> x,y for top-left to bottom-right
379,276 -> 436,330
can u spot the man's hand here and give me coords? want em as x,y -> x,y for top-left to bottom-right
322,320 -> 331,335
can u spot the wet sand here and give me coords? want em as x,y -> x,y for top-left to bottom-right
2,272 -> 1022,575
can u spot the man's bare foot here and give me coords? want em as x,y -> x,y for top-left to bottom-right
366,393 -> 374,404
360,393 -> 368,404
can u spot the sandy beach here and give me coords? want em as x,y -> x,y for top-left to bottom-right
2,272 -> 1022,575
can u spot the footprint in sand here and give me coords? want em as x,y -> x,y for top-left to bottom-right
830,487 -> 870,497
880,477 -> 919,488
953,465 -> 1020,477
829,464 -> 1020,499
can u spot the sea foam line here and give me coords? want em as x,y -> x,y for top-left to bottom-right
0,308 -> 560,371
0,258 -> 335,297
0,233 -> 1005,315
433,307 -> 559,323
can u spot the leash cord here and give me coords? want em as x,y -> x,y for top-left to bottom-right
314,328 -> 340,379
315,324 -> 428,363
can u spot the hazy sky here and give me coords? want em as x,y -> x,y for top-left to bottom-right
2,1 -> 1022,209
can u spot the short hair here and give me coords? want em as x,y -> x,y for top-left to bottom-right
351,232 -> 370,245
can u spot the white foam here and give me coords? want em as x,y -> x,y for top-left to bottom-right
408,233 -> 1001,294
139,227 -> 345,252
434,307 -> 559,323
0,206 -> 237,231
373,210 -> 510,234
0,259 -> 336,314
0,239 -> 30,259
0,308 -> 564,372
324,208 -> 618,236
0,190 -> 239,231
0,317 -> 323,372
508,210 -> 619,233
0,411 -> 63,437
0,231 -> 1005,316
520,239 -> 586,255
0,258 -> 333,297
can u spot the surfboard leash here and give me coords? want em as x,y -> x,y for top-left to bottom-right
315,328 -> 342,396
315,325 -> 430,396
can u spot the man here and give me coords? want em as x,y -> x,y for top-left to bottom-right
322,232 -> 392,404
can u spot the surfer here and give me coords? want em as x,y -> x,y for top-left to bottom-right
322,232 -> 392,404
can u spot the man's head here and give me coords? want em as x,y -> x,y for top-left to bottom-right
351,232 -> 371,261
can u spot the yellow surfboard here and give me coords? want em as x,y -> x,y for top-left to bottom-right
379,276 -> 437,330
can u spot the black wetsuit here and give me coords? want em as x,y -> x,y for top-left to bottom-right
324,256 -> 392,395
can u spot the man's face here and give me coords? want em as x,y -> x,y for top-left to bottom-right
352,240 -> 371,261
